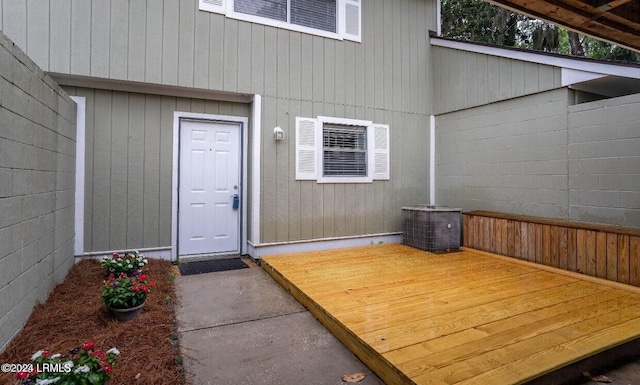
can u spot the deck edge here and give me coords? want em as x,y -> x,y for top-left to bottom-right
524,338 -> 640,385
261,256 -> 414,385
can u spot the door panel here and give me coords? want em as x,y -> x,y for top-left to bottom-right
179,120 -> 240,256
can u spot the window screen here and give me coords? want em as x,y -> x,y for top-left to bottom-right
291,0 -> 337,33
235,0 -> 287,22
323,124 -> 367,177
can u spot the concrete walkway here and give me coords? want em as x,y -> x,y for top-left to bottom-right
176,266 -> 384,385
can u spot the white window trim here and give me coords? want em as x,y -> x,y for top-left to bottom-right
71,96 -> 86,256
317,116 -> 373,183
295,115 -> 389,183
430,115 -> 435,205
251,95 -> 262,245
200,0 -> 361,42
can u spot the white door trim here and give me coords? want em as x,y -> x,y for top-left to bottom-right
251,95 -> 261,246
172,112 -> 249,259
71,96 -> 86,256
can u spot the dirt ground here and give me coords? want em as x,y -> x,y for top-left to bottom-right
0,259 -> 184,385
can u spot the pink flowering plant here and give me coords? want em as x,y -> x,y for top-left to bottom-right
100,250 -> 148,276
101,271 -> 156,309
16,342 -> 119,385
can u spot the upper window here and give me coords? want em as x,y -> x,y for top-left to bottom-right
199,0 -> 361,42
236,0 -> 337,33
235,0 -> 288,24
296,116 -> 389,183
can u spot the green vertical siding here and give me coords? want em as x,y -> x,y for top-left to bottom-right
260,96 -> 429,243
7,0 -> 435,246
433,46 -> 563,114
2,0 -> 434,115
63,87 -> 251,252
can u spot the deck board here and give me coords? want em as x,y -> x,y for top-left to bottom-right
261,244 -> 640,385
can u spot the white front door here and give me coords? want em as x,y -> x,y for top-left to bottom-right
179,120 -> 241,256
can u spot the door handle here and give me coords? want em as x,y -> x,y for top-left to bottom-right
232,194 -> 239,210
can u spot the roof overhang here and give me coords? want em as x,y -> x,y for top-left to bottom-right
485,0 -> 640,52
49,73 -> 254,103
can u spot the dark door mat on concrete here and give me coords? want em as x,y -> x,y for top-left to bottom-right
179,258 -> 249,276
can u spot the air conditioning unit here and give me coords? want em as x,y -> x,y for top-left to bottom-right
402,205 -> 462,252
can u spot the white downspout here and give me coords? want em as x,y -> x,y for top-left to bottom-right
71,96 -> 86,256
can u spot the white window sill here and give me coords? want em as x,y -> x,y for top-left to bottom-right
317,175 -> 373,184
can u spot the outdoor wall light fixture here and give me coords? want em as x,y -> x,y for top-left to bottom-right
274,126 -> 285,141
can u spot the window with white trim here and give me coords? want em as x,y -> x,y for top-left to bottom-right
295,116 -> 389,183
323,124 -> 367,176
199,0 -> 361,42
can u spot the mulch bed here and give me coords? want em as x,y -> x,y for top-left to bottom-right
0,259 -> 184,385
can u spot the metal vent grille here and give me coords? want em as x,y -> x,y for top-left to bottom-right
402,206 -> 461,252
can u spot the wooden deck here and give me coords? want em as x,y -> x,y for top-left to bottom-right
261,243 -> 640,385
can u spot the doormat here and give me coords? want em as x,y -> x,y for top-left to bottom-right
179,258 -> 249,276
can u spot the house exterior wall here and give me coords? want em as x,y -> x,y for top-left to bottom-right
62,86 -> 251,253
260,97 -> 429,243
0,0 -> 435,116
0,32 -> 76,352
1,0 -> 436,249
436,88 -> 570,218
568,93 -> 640,227
432,46 -> 562,114
437,88 -> 640,229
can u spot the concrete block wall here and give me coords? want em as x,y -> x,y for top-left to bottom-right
0,31 -> 76,352
436,88 -> 570,219
437,87 -> 640,230
568,93 -> 640,228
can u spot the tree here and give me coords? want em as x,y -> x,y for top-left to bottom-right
531,23 -> 559,52
441,0 -> 493,43
580,36 -> 640,62
441,0 -> 518,45
568,31 -> 585,56
440,0 -> 638,63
